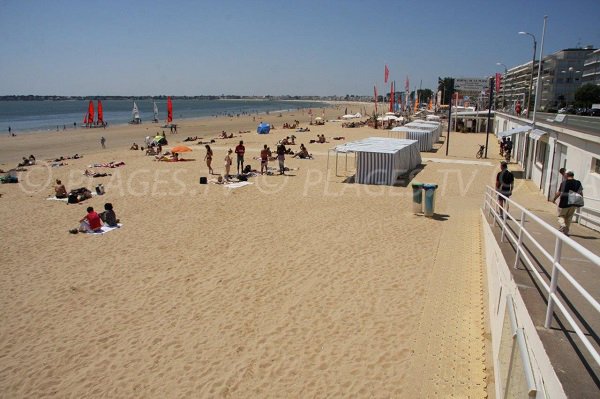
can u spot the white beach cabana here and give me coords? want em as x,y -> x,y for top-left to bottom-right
404,122 -> 441,142
327,137 -> 422,185
389,127 -> 434,151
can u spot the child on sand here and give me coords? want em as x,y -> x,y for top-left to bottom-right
224,149 -> 233,178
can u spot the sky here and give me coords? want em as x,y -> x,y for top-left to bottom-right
0,0 -> 599,96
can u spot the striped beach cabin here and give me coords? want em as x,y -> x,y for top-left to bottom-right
330,137 -> 422,185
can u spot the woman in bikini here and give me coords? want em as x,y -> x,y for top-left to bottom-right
205,145 -> 214,174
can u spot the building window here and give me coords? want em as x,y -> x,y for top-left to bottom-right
593,158 -> 600,174
535,141 -> 548,165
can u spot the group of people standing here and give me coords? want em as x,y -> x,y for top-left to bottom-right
204,140 -> 290,178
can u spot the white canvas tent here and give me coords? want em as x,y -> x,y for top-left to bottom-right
404,122 -> 441,142
328,137 -> 422,185
389,127 -> 434,151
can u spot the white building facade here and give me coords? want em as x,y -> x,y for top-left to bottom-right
495,113 -> 600,231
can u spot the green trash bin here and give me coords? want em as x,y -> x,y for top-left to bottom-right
423,183 -> 438,217
411,182 -> 424,214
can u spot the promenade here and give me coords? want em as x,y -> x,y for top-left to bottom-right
485,175 -> 600,397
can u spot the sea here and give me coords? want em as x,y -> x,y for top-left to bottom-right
0,99 -> 328,134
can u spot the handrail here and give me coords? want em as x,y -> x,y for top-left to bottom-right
484,186 -> 600,263
482,185 -> 600,368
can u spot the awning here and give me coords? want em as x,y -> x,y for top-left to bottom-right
529,129 -> 547,140
496,125 -> 532,138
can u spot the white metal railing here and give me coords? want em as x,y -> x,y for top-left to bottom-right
483,185 -> 600,367
575,201 -> 600,228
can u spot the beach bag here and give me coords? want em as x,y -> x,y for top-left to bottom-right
95,184 -> 105,195
237,175 -> 248,181
567,190 -> 584,207
67,193 -> 78,204
199,177 -> 207,184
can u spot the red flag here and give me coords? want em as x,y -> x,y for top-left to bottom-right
374,85 -> 378,114
167,97 -> 173,123
495,73 -> 501,94
384,65 -> 389,83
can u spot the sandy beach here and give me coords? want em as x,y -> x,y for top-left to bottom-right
0,103 -> 500,397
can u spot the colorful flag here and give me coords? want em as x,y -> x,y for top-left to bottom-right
495,73 -> 501,94
384,65 -> 389,83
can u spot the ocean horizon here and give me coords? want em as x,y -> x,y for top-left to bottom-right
0,99 -> 327,134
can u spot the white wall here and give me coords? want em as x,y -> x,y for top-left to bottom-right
482,211 -> 566,398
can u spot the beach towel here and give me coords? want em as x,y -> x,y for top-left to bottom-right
224,182 -> 253,189
47,192 -> 97,202
89,224 -> 122,235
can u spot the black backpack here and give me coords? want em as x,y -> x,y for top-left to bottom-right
502,170 -> 514,185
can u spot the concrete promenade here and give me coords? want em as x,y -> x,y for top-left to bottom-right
485,177 -> 600,397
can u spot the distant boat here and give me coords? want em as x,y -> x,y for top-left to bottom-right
83,100 -> 94,127
130,101 -> 142,124
97,100 -> 104,126
152,101 -> 159,123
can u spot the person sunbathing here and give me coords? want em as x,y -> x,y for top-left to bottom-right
292,144 -> 312,159
333,136 -> 345,140
72,206 -> 103,234
183,136 -> 199,142
130,143 -> 139,150
99,202 -> 120,227
84,169 -> 110,178
218,131 -> 234,139
55,179 -> 68,198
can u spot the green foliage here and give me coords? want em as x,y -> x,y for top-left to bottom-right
437,77 -> 455,105
417,89 -> 433,102
574,84 -> 600,107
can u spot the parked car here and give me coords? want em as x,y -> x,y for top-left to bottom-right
590,108 -> 600,117
576,108 -> 591,116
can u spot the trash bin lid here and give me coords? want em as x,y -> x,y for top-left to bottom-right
423,183 -> 438,190
411,182 -> 424,188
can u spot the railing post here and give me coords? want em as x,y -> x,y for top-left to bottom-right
513,211 -> 526,269
544,237 -> 563,328
500,203 -> 508,242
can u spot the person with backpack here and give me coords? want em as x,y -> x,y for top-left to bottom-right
552,170 -> 584,235
495,161 -> 514,215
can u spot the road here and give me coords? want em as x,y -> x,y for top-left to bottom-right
536,112 -> 600,134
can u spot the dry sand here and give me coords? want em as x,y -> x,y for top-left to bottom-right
0,103 -> 502,397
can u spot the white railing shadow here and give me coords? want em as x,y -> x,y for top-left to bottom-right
482,185 -> 600,368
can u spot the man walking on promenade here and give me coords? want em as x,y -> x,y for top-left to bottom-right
553,170 -> 584,235
235,140 -> 245,174
495,161 -> 514,215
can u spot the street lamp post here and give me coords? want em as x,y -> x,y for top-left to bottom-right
519,31 -> 537,118
496,62 -> 508,109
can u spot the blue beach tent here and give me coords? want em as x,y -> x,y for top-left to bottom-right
257,122 -> 271,134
